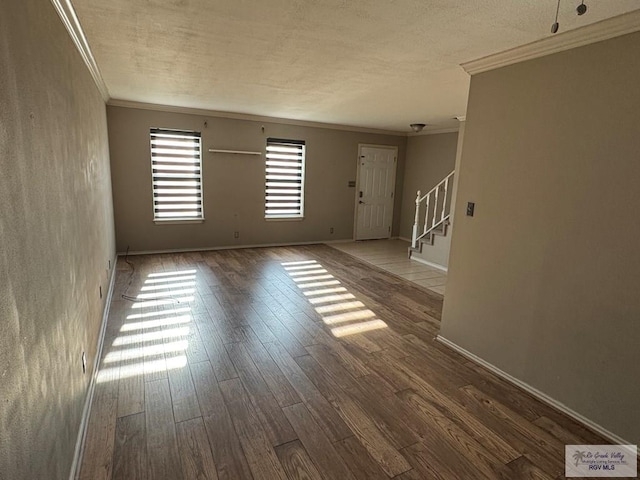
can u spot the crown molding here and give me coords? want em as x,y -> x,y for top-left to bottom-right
462,9 -> 640,75
107,99 -> 407,136
50,0 -> 109,101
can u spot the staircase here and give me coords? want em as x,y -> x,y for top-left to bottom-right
409,170 -> 455,263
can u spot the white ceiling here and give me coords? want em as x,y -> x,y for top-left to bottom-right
70,0 -> 640,133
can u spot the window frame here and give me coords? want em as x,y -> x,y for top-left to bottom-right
264,137 -> 306,220
149,128 -> 204,223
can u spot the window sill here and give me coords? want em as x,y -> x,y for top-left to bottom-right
265,216 -> 304,222
154,219 -> 204,225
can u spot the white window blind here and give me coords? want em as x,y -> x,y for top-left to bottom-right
265,138 -> 305,218
150,128 -> 203,221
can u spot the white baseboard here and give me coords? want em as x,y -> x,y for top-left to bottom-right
398,236 -> 412,243
324,239 -> 356,245
435,335 -> 632,446
118,239 -> 355,256
409,255 -> 448,272
69,254 -> 118,480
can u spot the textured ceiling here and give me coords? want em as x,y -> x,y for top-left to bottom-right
71,0 -> 640,132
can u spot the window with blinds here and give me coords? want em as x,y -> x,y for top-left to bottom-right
150,128 -> 203,221
265,138 -> 305,218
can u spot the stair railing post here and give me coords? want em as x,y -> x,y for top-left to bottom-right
440,176 -> 450,223
412,190 -> 421,248
423,191 -> 430,235
431,183 -> 440,230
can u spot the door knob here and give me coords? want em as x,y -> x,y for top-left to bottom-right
359,200 -> 364,204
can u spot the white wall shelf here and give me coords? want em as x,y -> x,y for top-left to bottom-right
208,148 -> 262,156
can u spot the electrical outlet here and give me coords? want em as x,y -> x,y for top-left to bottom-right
82,352 -> 86,374
234,231 -> 239,239
330,227 -> 334,234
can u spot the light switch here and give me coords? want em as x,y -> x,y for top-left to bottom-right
466,202 -> 475,217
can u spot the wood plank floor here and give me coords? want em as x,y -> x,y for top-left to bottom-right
80,244 -> 611,480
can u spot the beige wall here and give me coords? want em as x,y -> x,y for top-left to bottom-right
0,2 -> 115,479
399,132 -> 458,240
107,106 -> 407,252
442,32 -> 640,443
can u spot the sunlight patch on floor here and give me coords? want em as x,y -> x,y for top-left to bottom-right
302,287 -> 348,297
315,301 -> 365,314
331,319 -> 387,337
293,280 -> 341,289
287,269 -> 328,276
103,340 -> 189,363
282,259 -> 387,338
292,274 -> 335,283
96,268 -> 196,383
131,297 -> 195,309
144,275 -> 196,284
120,314 -> 192,332
126,307 -> 192,320
308,293 -> 356,305
322,309 -> 376,325
97,355 -> 188,383
140,281 -> 196,291
147,269 -> 197,277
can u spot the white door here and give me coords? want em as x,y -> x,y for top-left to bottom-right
355,145 -> 397,240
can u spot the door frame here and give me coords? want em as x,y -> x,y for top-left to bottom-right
353,144 -> 399,241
